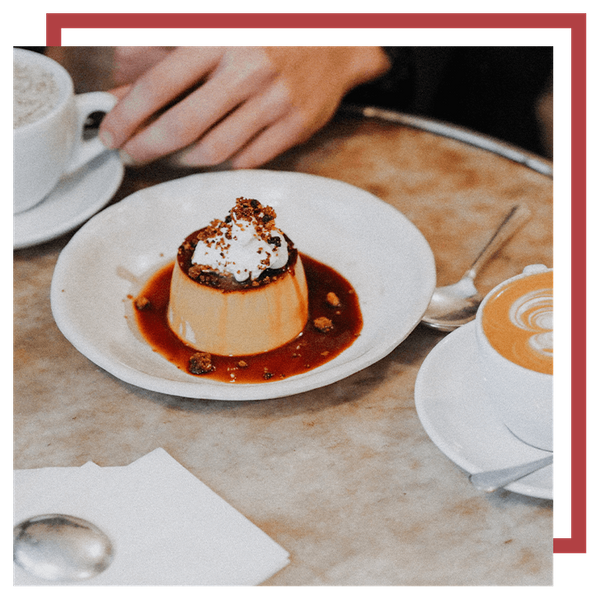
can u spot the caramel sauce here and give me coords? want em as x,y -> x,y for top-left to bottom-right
133,254 -> 363,383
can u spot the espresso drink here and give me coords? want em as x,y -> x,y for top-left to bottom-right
481,270 -> 553,374
13,60 -> 60,128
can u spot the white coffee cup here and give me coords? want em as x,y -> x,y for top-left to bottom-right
475,264 -> 553,451
13,48 -> 118,214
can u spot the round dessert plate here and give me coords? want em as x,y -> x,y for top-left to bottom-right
14,150 -> 124,249
51,169 -> 436,401
414,322 -> 552,499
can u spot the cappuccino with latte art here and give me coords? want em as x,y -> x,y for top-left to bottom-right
482,270 -> 552,375
475,265 -> 553,451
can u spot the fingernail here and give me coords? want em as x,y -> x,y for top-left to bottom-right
99,130 -> 114,149
118,150 -> 138,166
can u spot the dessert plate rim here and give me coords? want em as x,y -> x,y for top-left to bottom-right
51,169 -> 436,401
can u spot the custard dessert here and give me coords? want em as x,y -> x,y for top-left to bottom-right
167,197 -> 309,356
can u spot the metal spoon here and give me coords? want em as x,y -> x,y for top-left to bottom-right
469,455 -> 553,492
421,204 -> 531,332
13,514 -> 114,582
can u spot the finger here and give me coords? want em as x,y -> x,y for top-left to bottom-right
100,47 -> 223,150
120,60 -> 271,164
230,112 -> 317,169
230,95 -> 340,169
174,84 -> 290,167
106,84 -> 132,101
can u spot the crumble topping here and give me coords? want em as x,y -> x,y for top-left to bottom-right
313,316 -> 334,332
326,292 -> 341,307
186,197 -> 290,283
189,352 -> 215,374
135,295 -> 152,310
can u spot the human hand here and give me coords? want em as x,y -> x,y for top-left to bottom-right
99,46 -> 389,168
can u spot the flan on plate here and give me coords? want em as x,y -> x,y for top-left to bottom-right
168,197 -> 309,356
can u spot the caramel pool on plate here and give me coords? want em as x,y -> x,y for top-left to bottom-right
134,196 -> 362,381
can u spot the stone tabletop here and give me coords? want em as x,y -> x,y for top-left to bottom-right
14,48 -> 553,586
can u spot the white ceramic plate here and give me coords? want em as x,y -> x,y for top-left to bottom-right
14,150 -> 124,249
51,170 -> 436,401
414,322 -> 552,499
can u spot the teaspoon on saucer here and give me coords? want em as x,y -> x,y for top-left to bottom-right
469,455 -> 553,492
13,514 -> 114,582
421,204 -> 531,332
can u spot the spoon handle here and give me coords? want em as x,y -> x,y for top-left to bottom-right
469,455 -> 553,492
464,204 -> 531,280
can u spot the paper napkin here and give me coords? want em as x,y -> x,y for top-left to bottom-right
13,448 -> 290,585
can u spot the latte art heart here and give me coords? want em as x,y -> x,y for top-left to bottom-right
482,270 -> 553,374
509,288 -> 553,359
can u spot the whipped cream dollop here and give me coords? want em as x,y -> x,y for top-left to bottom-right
191,197 -> 289,282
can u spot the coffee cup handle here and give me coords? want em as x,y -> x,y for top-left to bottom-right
64,91 -> 118,175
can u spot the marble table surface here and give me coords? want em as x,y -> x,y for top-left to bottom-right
14,48 -> 553,586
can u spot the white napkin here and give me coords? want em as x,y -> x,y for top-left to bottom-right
13,448 -> 290,585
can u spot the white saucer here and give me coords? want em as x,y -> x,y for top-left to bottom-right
51,169 -> 436,401
414,322 -> 552,499
14,150 -> 124,249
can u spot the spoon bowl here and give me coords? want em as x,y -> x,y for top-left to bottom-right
422,204 -> 531,332
14,514 -> 114,582
421,275 -> 482,331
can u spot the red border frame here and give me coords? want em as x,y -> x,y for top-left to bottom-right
45,12 -> 587,554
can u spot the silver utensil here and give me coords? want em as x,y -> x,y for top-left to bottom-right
13,514 -> 114,582
469,455 -> 553,492
421,204 -> 531,332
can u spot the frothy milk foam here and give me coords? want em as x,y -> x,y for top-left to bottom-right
13,60 -> 61,128
482,270 -> 553,375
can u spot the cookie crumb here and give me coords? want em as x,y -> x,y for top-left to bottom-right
189,352 -> 215,374
237,360 -> 248,368
326,292 -> 341,307
135,296 -> 152,310
313,316 -> 334,332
